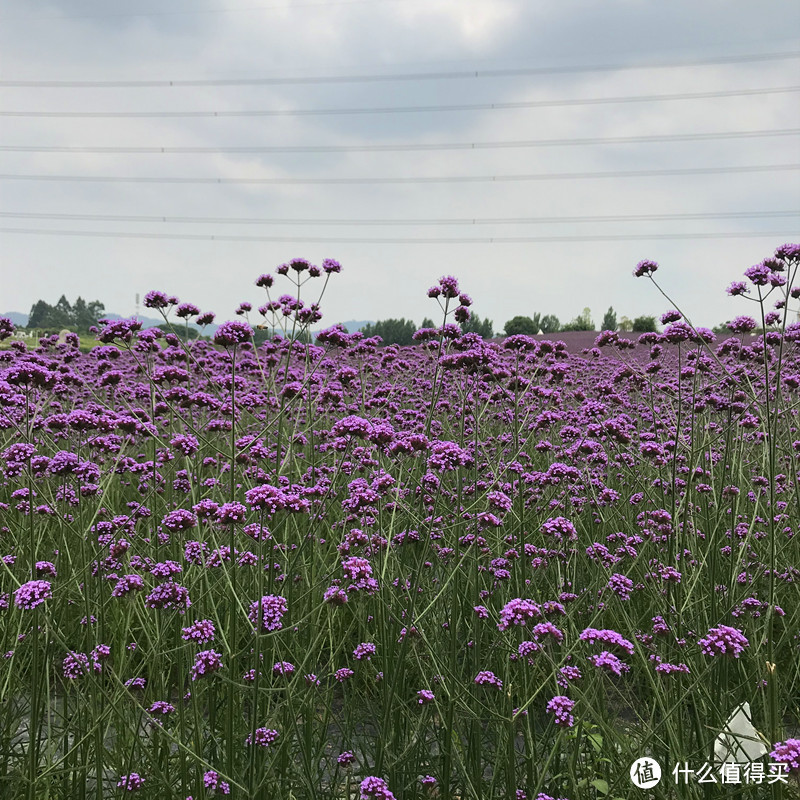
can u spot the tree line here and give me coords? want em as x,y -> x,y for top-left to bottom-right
27,296 -> 106,332
359,307 -> 659,345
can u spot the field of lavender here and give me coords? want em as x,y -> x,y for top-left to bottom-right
2,248 -> 800,800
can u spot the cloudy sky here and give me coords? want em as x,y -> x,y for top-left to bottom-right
1,0 -> 799,332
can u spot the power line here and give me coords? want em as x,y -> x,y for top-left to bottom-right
1,86 -> 797,118
1,163 -> 797,185
2,50 -> 798,88
0,0 -> 431,23
0,227 -> 794,244
2,127 -> 796,154
0,210 -> 795,226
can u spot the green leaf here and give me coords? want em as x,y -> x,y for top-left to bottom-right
590,778 -> 609,794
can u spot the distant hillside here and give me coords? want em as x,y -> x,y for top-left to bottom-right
2,312 -> 28,327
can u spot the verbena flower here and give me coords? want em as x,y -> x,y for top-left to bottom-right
770,739 -> 800,773
360,776 -> 396,799
546,695 -> 575,728
191,649 -> 223,681
248,594 -> 288,632
246,727 -> 279,747
14,580 -> 52,610
117,773 -> 145,791
698,625 -> 749,658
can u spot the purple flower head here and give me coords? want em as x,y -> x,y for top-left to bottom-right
96,318 -> 142,344
14,580 -> 52,610
770,739 -> 800,774
143,291 -> 170,309
63,651 -> 91,679
322,257 -> 342,274
246,727 -> 280,747
144,582 -> 191,614
698,625 -> 749,658
607,573 -> 634,600
248,594 -> 288,632
726,281 -> 749,296
474,670 -> 503,689
360,776 -> 396,800
660,309 -> 682,324
191,649 -> 223,680
161,509 -> 197,532
112,574 -> 145,597
256,273 -> 274,288
353,642 -> 376,661
287,257 -> 311,273
579,628 -> 635,655
744,262 -> 771,286
181,619 -> 215,643
540,516 -> 578,542
546,695 -> 575,727
148,701 -> 175,716
117,773 -> 145,791
498,598 -> 542,631
634,259 -> 658,277
203,770 -> 231,795
728,315 -> 757,333
775,243 -> 800,262
338,751 -> 356,766
216,502 -> 247,525
417,689 -> 435,704
197,311 -> 216,326
335,667 -> 354,682
213,320 -> 253,347
589,650 -> 630,676
175,303 -> 200,319
273,661 -> 295,677
437,275 -> 460,298
0,317 -> 15,341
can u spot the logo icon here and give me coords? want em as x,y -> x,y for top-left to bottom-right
630,757 -> 662,788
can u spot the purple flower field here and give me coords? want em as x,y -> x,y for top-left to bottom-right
2,249 -> 800,799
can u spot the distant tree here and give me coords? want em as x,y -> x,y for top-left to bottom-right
420,317 -> 435,330
712,321 -> 730,335
601,306 -> 617,331
618,316 -> 633,332
26,295 -> 105,332
360,318 -> 417,346
504,315 -> 539,336
53,295 -> 73,328
632,315 -> 658,332
460,313 -> 494,339
539,314 -> 560,334
561,307 -> 594,332
27,300 -> 54,329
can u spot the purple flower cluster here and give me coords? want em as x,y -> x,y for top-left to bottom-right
181,619 -> 215,643
360,776 -> 397,800
246,727 -> 280,747
698,625 -> 749,658
191,649 -> 223,680
248,594 -> 288,632
13,580 -> 52,610
497,598 -> 542,631
545,695 -> 575,727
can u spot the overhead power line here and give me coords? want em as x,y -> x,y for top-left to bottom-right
1,86 -> 797,118
0,210 -> 796,226
1,50 -> 798,88
0,228 -> 794,244
2,128 -> 796,154
1,163 -> 797,185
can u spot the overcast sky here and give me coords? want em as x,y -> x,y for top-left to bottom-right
1,0 -> 799,332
